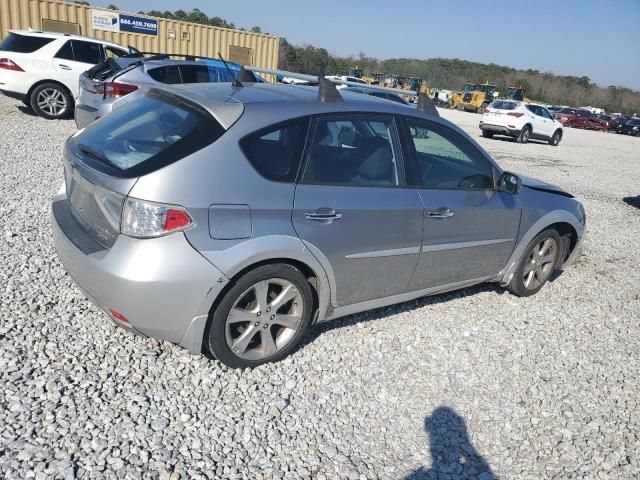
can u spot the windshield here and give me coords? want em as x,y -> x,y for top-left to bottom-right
69,92 -> 224,177
627,119 -> 640,126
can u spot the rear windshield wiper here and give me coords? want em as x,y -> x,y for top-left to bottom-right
77,143 -> 121,170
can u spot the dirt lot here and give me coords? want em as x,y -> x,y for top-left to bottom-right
0,95 -> 639,479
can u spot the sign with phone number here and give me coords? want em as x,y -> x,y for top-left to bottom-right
119,14 -> 158,35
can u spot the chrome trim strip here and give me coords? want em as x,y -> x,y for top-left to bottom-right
346,246 -> 421,259
422,238 -> 513,253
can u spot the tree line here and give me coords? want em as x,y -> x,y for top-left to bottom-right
279,41 -> 640,114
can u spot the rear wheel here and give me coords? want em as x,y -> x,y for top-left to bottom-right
482,130 -> 494,138
549,129 -> 562,146
516,125 -> 531,144
29,82 -> 73,119
206,264 -> 313,368
507,229 -> 561,297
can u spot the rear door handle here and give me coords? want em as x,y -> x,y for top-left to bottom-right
58,64 -> 72,70
427,208 -> 454,219
305,209 -> 342,222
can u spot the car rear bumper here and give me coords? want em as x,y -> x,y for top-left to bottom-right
480,122 -> 521,136
51,191 -> 230,353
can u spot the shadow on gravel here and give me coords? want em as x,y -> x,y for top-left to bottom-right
301,282 -> 504,348
404,406 -> 496,480
623,196 -> 640,209
478,134 -> 549,146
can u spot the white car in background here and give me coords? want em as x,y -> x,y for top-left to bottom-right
479,100 -> 564,146
0,30 -> 128,119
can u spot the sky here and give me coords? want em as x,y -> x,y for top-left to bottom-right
91,0 -> 640,90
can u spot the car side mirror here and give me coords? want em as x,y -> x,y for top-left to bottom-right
498,171 -> 522,194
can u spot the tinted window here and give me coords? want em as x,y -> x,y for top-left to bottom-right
240,118 -> 310,183
540,107 -> 554,119
406,118 -> 493,190
179,65 -> 211,83
0,33 -> 54,53
526,105 -> 541,116
54,41 -> 74,61
72,40 -> 103,64
69,92 -> 224,178
147,66 -> 182,84
302,116 -> 402,187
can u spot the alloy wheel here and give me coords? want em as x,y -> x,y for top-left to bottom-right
36,88 -> 67,117
523,237 -> 558,290
225,278 -> 304,361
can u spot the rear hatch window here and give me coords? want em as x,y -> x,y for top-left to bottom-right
69,90 -> 225,178
489,100 -> 518,110
0,33 -> 54,53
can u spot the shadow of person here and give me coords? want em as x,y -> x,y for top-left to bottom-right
405,406 -> 496,479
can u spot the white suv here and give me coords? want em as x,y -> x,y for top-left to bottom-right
479,100 -> 564,146
0,30 -> 128,119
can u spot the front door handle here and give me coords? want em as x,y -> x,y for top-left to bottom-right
58,64 -> 72,70
427,207 -> 454,219
305,209 -> 342,222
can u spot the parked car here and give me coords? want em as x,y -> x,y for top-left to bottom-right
608,115 -> 630,132
479,100 -> 564,145
553,108 -> 606,130
0,30 -> 128,119
75,56 -> 261,128
341,86 -> 411,105
616,118 -> 640,136
52,81 -> 585,368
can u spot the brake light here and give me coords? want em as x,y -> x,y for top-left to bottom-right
109,309 -> 129,324
0,58 -> 24,71
507,112 -> 524,117
95,82 -> 138,98
121,198 -> 194,238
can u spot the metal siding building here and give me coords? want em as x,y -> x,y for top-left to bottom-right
0,0 -> 279,72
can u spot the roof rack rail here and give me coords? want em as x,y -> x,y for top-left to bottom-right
245,66 -> 440,115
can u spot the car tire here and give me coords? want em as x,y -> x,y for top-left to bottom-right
482,130 -> 494,138
205,263 -> 314,369
549,129 -> 562,146
29,82 -> 73,120
507,229 -> 562,297
516,125 -> 531,144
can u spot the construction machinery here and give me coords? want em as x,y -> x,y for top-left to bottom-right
347,67 -> 384,86
504,86 -> 533,103
450,82 -> 498,113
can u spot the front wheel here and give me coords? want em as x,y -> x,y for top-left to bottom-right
507,229 -> 561,297
516,125 -> 531,144
29,82 -> 73,119
549,129 -> 562,146
206,264 -> 313,368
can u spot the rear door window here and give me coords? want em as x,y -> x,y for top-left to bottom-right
239,118 -> 310,182
301,116 -> 403,187
0,33 -> 54,53
69,92 -> 225,178
54,41 -> 74,61
71,40 -> 103,64
147,66 -> 182,84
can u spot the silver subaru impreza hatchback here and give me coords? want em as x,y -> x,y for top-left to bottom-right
52,77 -> 585,368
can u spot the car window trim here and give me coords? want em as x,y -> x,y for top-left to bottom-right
399,115 -> 499,191
298,112 -> 409,189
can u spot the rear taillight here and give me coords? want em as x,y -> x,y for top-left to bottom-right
95,82 -> 138,98
507,112 -> 524,118
0,58 -> 24,71
121,198 -> 194,238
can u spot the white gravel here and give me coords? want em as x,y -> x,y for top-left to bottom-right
0,95 -> 639,479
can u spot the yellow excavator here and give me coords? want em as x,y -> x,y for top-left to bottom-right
450,82 -> 498,112
505,86 -> 533,103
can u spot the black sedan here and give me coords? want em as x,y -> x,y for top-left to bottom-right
616,118 -> 640,136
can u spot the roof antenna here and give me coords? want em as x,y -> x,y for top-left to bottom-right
317,74 -> 343,103
417,92 -> 439,117
218,52 -> 242,87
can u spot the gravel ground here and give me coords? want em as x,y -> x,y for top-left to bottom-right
0,94 -> 639,479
